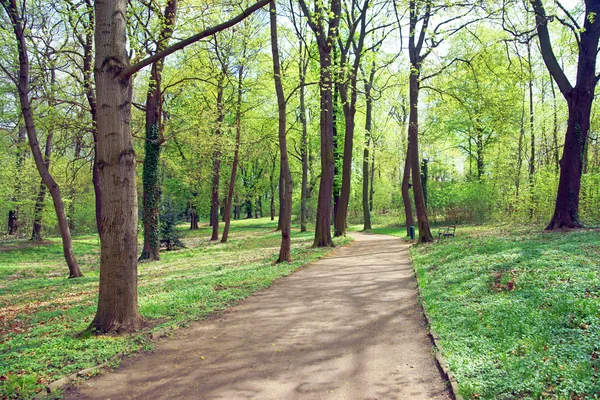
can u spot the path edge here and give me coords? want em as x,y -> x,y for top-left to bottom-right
33,238 -> 354,399
408,245 -> 464,400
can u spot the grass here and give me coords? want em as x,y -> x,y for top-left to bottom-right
403,224 -> 600,399
0,218 -> 350,399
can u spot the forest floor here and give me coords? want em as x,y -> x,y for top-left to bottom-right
0,218 -> 350,399
64,231 -> 450,400
375,223 -> 600,399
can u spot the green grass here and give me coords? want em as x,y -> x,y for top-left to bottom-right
0,218 -> 350,399
403,225 -> 600,399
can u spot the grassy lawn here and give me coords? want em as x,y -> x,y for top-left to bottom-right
0,218 -> 350,399
404,225 -> 600,399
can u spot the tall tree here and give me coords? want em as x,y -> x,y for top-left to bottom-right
89,0 -> 270,332
531,0 -> 600,230
270,0 -> 292,262
1,0 -> 83,278
139,0 -> 178,261
299,0 -> 341,247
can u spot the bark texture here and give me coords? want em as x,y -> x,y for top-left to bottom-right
91,0 -> 141,331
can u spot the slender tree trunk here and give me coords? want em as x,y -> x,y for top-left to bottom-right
516,89 -> 526,197
210,72 -> 226,241
31,179 -> 47,242
276,173 -> 283,230
299,40 -> 309,233
222,58 -> 245,243
8,126 -> 26,235
528,42 -> 535,183
407,72 -> 433,242
332,85 -> 341,229
369,145 -> 375,212
80,1 -> 103,237
90,0 -> 140,331
362,68 -> 375,231
270,0 -> 292,262
2,0 -> 82,277
401,145 -> 414,236
550,72 -> 560,173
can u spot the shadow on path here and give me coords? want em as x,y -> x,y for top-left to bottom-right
67,233 -> 450,400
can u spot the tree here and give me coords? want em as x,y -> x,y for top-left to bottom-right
1,0 -> 83,278
89,0 -> 270,332
139,0 -> 178,261
299,0 -> 341,247
270,0 -> 293,262
531,0 -> 600,230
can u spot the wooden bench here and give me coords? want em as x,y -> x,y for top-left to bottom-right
438,225 -> 456,240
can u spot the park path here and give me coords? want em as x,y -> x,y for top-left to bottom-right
67,232 -> 451,400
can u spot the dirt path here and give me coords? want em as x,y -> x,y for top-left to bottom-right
67,232 -> 450,400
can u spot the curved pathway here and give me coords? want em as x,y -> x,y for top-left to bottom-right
67,232 -> 450,400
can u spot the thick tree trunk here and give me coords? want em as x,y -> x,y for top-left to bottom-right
222,59 -> 245,243
2,0 -> 82,277
531,0 -> 600,230
90,0 -> 140,331
140,0 -> 177,260
270,0 -> 292,262
408,73 -> 433,243
546,93 -> 593,229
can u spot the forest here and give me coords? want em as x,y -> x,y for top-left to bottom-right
1,0 -> 600,398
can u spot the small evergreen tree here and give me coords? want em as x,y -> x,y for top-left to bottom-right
159,198 -> 185,251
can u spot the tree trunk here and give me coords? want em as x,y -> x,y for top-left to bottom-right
270,0 -> 292,262
299,40 -> 309,233
31,179 -> 47,242
222,57 -> 245,243
90,0 -> 140,331
190,205 -> 199,230
313,45 -> 336,247
531,0 -> 600,230
140,0 -> 177,260
276,173 -> 283,230
79,3 -> 103,237
369,145 -> 375,212
8,126 -> 26,235
2,0 -> 82,277
407,73 -> 433,242
546,92 -> 593,229
401,145 -> 414,236
210,72 -> 226,241
550,72 -> 560,173
332,85 -> 341,229
362,68 -> 375,231
528,42 -> 535,183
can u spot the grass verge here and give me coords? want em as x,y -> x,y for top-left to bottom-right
406,225 -> 600,399
0,218 -> 350,399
